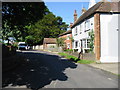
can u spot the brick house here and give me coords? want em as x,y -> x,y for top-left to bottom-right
71,0 -> 120,62
59,30 -> 72,49
43,38 -> 57,49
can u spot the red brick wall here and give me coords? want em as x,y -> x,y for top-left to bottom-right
94,13 -> 101,60
59,34 -> 72,49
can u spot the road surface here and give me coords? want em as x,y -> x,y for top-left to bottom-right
2,50 -> 118,90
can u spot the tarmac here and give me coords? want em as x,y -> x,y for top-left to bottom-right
42,50 -> 120,76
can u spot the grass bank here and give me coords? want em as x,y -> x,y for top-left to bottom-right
58,53 -> 95,64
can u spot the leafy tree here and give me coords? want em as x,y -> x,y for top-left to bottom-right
56,38 -> 65,47
2,2 -> 68,45
2,2 -> 49,42
27,12 -> 68,45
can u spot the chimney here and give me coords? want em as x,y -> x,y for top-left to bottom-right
74,10 -> 77,22
69,23 -> 73,29
81,8 -> 87,14
100,0 -> 108,2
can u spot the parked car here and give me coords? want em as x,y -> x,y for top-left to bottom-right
18,42 -> 30,50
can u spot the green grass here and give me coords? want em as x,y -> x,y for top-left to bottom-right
58,53 -> 95,64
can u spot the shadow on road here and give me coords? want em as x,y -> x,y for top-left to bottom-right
2,50 -> 77,90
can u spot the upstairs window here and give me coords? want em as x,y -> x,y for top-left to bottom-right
80,25 -> 82,34
74,27 -> 78,36
85,20 -> 90,32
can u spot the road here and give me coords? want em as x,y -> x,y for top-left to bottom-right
2,50 -> 118,90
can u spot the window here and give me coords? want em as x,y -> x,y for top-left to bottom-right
85,20 -> 90,32
67,43 -> 70,49
87,20 -> 90,30
75,41 -> 78,48
80,25 -> 82,34
74,27 -> 77,36
82,39 -> 90,48
82,39 -> 86,48
84,22 -> 86,32
87,39 -> 90,48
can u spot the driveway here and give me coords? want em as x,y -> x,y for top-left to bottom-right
2,50 -> 118,89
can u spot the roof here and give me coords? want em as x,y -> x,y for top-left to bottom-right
59,30 -> 72,36
71,2 -> 120,28
43,38 -> 57,44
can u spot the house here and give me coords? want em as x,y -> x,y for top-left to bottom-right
71,0 -> 120,63
59,30 -> 72,49
43,38 -> 57,49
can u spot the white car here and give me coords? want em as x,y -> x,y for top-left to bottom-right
18,42 -> 30,50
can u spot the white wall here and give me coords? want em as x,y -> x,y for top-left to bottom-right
72,16 -> 94,52
100,14 -> 119,63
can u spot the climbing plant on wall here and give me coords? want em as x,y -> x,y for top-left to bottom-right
89,30 -> 94,52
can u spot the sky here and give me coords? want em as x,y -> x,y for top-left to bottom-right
45,2 -> 89,25
45,0 -> 111,26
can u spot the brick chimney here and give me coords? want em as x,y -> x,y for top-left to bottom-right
74,10 -> 77,22
69,23 -> 73,29
81,8 -> 87,14
100,0 -> 108,2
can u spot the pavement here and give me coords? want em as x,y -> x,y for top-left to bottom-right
2,50 -> 118,89
89,63 -> 120,75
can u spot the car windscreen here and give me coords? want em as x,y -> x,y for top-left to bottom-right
19,44 -> 27,46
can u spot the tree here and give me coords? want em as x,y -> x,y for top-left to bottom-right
27,12 -> 68,45
2,2 -> 68,45
2,2 -> 49,42
56,38 -> 65,47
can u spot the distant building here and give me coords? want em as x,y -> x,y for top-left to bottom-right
71,0 -> 120,62
43,38 -> 57,49
59,30 -> 72,49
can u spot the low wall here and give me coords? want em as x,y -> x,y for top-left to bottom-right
82,53 -> 96,61
33,45 -> 43,50
66,52 -> 96,61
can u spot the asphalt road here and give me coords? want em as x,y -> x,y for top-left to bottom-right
2,50 -> 118,90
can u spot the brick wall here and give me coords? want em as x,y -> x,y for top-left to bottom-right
94,13 -> 101,60
60,34 -> 72,49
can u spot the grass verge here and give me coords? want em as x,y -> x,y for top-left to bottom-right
58,52 -> 95,64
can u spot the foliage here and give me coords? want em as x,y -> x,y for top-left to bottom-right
56,38 -> 65,47
64,49 -> 73,52
28,13 -> 68,45
77,59 -> 95,64
69,37 -> 74,42
89,30 -> 94,52
2,2 -> 49,42
25,35 -> 35,46
2,2 -> 68,45
50,45 -> 55,48
64,49 -> 73,54
58,52 -> 95,64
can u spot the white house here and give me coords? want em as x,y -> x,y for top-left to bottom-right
71,0 -> 120,63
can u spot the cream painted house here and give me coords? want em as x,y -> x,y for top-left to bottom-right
71,0 -> 120,63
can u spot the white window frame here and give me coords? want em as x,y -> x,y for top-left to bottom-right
74,27 -> 78,36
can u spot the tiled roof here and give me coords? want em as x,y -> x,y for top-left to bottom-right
43,38 -> 57,44
59,30 -> 72,36
71,2 -> 120,28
